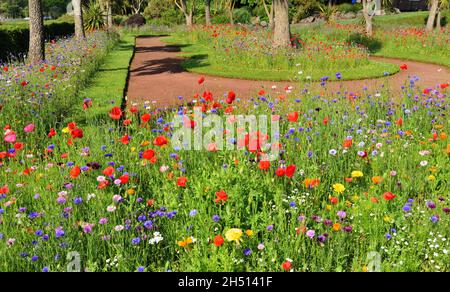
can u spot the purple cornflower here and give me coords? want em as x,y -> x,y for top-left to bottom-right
243,248 -> 252,256
212,215 -> 220,222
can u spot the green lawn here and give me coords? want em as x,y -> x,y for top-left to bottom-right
163,35 -> 399,82
337,11 -> 450,27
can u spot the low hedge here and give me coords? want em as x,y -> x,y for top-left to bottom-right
0,21 -> 74,61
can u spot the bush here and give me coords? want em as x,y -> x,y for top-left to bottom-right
0,22 -> 74,61
83,1 -> 104,31
233,7 -> 252,24
212,13 -> 230,24
291,0 -> 320,23
337,3 -> 362,14
144,0 -> 183,26
347,33 -> 382,53
123,14 -> 146,27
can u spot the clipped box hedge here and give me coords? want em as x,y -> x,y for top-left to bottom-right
0,21 -> 74,61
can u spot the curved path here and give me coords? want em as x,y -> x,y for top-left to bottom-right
126,36 -> 450,107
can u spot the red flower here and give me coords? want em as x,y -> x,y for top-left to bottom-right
177,177 -> 188,187
213,235 -> 224,247
21,81 -> 28,87
0,185 -> 9,194
103,166 -> 115,177
400,64 -> 408,70
70,166 -> 81,179
142,149 -> 155,160
396,118 -> 403,126
141,113 -> 151,123
440,83 -> 449,89
226,91 -> 236,104
258,160 -> 270,170
198,76 -> 205,85
109,107 -> 122,120
383,192 -> 396,201
153,136 -> 168,146
323,117 -> 329,126
287,112 -> 298,122
14,142 -> 24,150
282,260 -> 292,271
258,89 -> 265,96
202,91 -> 213,102
121,135 -> 130,145
343,138 -> 352,149
70,128 -> 83,139
123,119 -> 132,126
215,190 -> 228,203
285,165 -> 296,178
275,168 -> 286,177
119,174 -> 129,184
3,66 -> 8,72
330,197 -> 338,205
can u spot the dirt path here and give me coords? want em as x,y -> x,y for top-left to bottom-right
126,36 -> 450,108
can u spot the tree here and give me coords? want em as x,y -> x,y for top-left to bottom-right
205,0 -> 211,25
262,0 -> 274,30
175,0 -> 195,26
28,0 -> 45,63
273,0 -> 290,47
435,0 -> 449,30
72,0 -> 85,38
362,0 -> 376,36
426,0 -> 439,32
126,0 -> 147,14
223,0 -> 235,25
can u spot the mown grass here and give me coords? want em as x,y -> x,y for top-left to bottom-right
163,33 -> 399,82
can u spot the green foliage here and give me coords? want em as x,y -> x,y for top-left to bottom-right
347,32 -> 382,53
84,1 -> 105,31
233,7 -> 252,24
0,21 -> 74,61
291,0 -> 321,22
143,0 -> 183,26
337,3 -> 362,14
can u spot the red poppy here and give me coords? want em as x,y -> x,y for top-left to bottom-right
440,83 -> 449,89
123,119 -> 132,126
396,118 -> 403,126
141,113 -> 151,123
198,76 -> 205,85
343,138 -> 352,149
177,177 -> 188,187
109,107 -> 122,120
383,192 -> 396,201
14,142 -> 23,150
282,260 -> 292,271
215,190 -> 228,203
258,89 -> 265,96
259,160 -> 270,170
202,91 -> 213,102
153,136 -> 168,146
121,135 -> 130,145
323,117 -> 329,126
119,174 -> 129,184
70,128 -> 83,139
21,81 -> 28,87
285,165 -> 296,178
400,64 -> 408,70
0,185 -> 9,194
142,149 -> 155,160
213,235 -> 224,247
287,112 -> 299,122
68,122 -> 77,130
103,166 -> 115,177
226,91 -> 236,104
70,166 -> 81,179
275,168 -> 286,177
3,66 -> 8,72
330,197 -> 338,205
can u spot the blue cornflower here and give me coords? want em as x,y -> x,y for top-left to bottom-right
212,215 -> 220,222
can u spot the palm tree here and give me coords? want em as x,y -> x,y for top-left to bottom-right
72,0 -> 85,38
273,0 -> 290,47
28,0 -> 45,63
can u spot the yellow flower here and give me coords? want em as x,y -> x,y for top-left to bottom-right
326,205 -> 332,211
62,127 -> 70,134
245,229 -> 253,237
352,195 -> 359,202
351,171 -> 363,178
225,228 -> 243,243
383,215 -> 392,223
141,141 -> 150,147
333,183 -> 345,194
345,200 -> 352,207
130,147 -> 136,152
362,266 -> 368,272
428,175 -> 436,181
126,189 -> 135,195
332,223 -> 341,231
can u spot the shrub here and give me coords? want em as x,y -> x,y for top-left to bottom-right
0,22 -> 74,61
123,14 -> 146,27
347,33 -> 382,53
337,3 -> 362,14
233,7 -> 252,24
83,1 -> 104,31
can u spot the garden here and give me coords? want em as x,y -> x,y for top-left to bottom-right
0,0 -> 449,273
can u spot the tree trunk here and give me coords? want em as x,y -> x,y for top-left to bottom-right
228,8 -> 234,25
262,0 -> 275,30
273,0 -> 290,47
426,0 -> 439,32
72,0 -> 85,39
186,11 -> 193,26
362,0 -> 374,36
436,10 -> 441,30
107,2 -> 113,28
28,0 -> 45,63
205,0 -> 211,25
